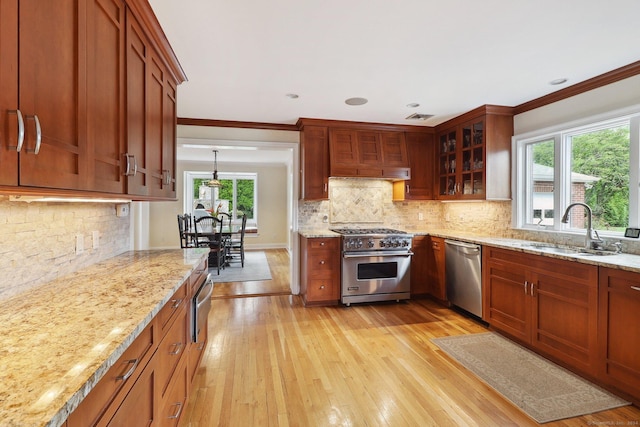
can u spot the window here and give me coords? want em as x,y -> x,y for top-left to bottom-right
514,109 -> 640,236
185,171 -> 257,226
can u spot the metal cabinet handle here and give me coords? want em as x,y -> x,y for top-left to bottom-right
323,182 -> 328,193
319,260 -> 325,265
524,281 -> 528,294
169,342 -> 183,356
115,359 -> 139,381
530,282 -> 535,296
319,284 -> 325,289
319,242 -> 325,246
167,402 -> 183,419
406,184 -> 410,194
25,115 -> 42,154
171,298 -> 182,309
123,154 -> 138,176
8,110 -> 25,152
631,286 -> 640,292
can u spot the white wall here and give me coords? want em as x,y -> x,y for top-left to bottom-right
148,160 -> 290,250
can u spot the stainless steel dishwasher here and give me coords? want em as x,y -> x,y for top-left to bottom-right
445,240 -> 482,318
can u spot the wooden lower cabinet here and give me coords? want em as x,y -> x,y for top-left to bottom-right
598,267 -> 640,403
410,235 -> 429,296
68,259 -> 209,426
427,236 -> 446,301
411,235 -> 446,301
300,236 -> 340,306
105,356 -> 157,426
483,247 -> 599,377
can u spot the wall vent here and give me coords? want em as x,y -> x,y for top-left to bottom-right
405,113 -> 434,120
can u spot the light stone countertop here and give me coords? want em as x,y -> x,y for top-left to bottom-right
0,248 -> 209,427
298,228 -> 640,274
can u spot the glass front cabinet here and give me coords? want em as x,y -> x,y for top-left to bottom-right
436,106 -> 513,201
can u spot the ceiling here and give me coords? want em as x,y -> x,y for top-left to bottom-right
149,0 -> 640,165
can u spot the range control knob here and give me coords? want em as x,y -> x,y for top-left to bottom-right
367,239 -> 375,248
356,238 -> 363,249
379,240 -> 386,248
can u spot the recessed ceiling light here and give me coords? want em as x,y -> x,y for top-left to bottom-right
549,78 -> 568,85
345,97 -> 368,106
406,103 -> 420,108
285,93 -> 299,99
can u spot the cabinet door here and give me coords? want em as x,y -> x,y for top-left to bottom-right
19,0 -> 87,190
437,127 -> 458,199
405,132 -> 434,199
146,52 -> 165,198
125,9 -> 151,196
483,248 -> 530,341
380,132 -> 408,166
161,76 -> 177,198
428,236 -> 446,301
531,268 -> 598,377
410,236 -> 429,296
599,267 -> 640,399
87,0 -> 126,193
0,0 -> 18,185
458,119 -> 485,199
300,126 -> 329,200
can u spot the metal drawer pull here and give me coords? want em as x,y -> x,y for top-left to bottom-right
168,402 -> 183,419
319,260 -> 325,265
169,342 -> 183,356
319,284 -> 325,289
8,110 -> 25,152
116,359 -> 139,381
319,242 -> 325,246
631,286 -> 640,292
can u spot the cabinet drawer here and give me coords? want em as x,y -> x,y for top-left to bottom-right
306,278 -> 338,301
158,281 -> 188,335
67,319 -> 158,426
159,356 -> 189,427
157,304 -> 188,398
308,238 -> 339,250
307,250 -> 337,276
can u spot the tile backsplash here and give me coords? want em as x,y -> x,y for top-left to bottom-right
0,197 -> 130,300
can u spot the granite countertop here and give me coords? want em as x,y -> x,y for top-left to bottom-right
0,248 -> 209,427
298,228 -> 640,273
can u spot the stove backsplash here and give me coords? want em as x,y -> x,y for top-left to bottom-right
298,178 -> 513,235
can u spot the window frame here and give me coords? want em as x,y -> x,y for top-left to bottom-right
184,171 -> 258,227
513,105 -> 640,237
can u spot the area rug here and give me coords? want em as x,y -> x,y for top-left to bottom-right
431,332 -> 629,423
210,251 -> 272,283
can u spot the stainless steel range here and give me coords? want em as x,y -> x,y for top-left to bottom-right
330,228 -> 414,306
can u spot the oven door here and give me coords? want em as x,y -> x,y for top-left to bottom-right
192,274 -> 213,343
341,251 -> 413,304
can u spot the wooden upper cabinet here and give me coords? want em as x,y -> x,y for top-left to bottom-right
0,0 -> 18,186
0,0 -> 184,199
393,131 -> 434,200
17,0 -> 86,190
87,0 -> 126,194
299,125 -> 329,200
436,105 -> 513,200
329,127 -> 410,179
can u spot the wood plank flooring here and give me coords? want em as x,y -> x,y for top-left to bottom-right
181,250 -> 640,426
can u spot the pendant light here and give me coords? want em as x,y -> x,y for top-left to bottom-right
207,150 -> 221,188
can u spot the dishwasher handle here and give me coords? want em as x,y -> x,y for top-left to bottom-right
445,239 -> 480,250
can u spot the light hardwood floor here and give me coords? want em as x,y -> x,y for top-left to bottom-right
182,249 -> 640,426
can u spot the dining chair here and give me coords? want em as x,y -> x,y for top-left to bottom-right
216,212 -> 233,247
194,215 -> 226,274
227,214 -> 247,267
177,214 -> 194,249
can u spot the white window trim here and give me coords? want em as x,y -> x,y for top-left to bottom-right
512,104 -> 640,238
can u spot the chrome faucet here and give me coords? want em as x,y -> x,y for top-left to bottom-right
561,202 -> 603,249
